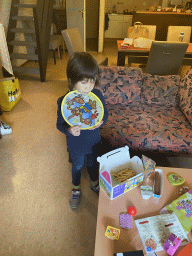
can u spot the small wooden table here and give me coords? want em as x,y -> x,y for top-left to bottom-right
94,167 -> 192,256
117,40 -> 192,66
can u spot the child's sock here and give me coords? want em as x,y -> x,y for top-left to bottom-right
73,185 -> 81,191
91,180 -> 99,187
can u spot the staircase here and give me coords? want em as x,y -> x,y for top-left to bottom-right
7,0 -> 54,82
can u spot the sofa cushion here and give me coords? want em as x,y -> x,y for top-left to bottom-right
98,66 -> 143,104
100,103 -> 192,154
178,69 -> 192,126
141,74 -> 180,106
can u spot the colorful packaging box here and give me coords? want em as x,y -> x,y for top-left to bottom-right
163,233 -> 181,256
105,226 -> 120,240
97,146 -> 144,200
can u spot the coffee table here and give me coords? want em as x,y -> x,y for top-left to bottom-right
117,40 -> 192,66
94,167 -> 192,256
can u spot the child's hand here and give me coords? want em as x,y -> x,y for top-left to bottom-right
89,121 -> 103,130
69,125 -> 82,136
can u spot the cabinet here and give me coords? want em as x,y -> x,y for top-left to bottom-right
105,14 -> 133,38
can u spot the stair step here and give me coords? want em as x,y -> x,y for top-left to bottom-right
13,66 -> 40,75
13,4 -> 36,8
10,53 -> 38,60
9,40 -> 37,47
12,16 -> 34,21
10,28 -> 35,34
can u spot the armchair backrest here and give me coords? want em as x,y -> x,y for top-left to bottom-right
61,27 -> 84,56
167,26 -> 191,43
146,41 -> 189,76
98,66 -> 143,104
143,25 -> 156,40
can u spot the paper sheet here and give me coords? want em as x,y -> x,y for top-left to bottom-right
122,38 -> 133,45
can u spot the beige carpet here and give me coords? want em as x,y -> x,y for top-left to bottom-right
0,43 -> 191,256
0,51 -> 101,256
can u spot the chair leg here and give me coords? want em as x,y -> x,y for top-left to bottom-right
57,47 -> 61,59
63,42 -> 66,53
60,46 -> 62,59
53,50 -> 56,65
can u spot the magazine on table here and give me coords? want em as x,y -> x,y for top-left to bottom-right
160,189 -> 192,234
135,212 -> 189,254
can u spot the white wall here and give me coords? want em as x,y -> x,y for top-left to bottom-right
0,0 -> 12,35
98,0 -> 105,52
105,0 -> 189,13
105,0 -> 158,13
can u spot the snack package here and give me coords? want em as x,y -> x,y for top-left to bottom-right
140,155 -> 156,199
154,171 -> 161,196
119,213 -> 133,229
105,226 -> 120,240
111,168 -> 136,184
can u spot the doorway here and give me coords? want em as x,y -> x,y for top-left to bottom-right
86,0 -> 100,51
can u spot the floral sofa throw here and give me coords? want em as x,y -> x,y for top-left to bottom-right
98,66 -> 192,154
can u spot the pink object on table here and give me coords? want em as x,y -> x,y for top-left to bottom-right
101,171 -> 111,184
120,214 -> 133,229
163,233 -> 181,256
127,206 -> 137,216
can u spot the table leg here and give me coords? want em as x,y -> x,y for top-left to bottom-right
117,52 -> 125,66
182,56 -> 192,66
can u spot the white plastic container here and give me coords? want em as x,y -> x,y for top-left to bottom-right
97,146 -> 144,200
141,168 -> 163,200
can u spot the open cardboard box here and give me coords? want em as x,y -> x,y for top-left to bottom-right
97,146 -> 144,200
97,146 -> 164,200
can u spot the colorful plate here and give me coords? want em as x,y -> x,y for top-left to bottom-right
61,90 -> 104,130
167,172 -> 185,186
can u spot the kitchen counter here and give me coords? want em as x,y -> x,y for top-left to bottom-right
137,11 -> 192,14
107,13 -> 134,15
133,12 -> 192,42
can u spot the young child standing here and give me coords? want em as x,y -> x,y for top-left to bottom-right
56,52 -> 108,209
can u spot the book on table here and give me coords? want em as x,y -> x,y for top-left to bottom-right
160,189 -> 192,234
135,212 -> 189,254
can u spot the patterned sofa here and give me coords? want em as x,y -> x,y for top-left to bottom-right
98,66 -> 192,155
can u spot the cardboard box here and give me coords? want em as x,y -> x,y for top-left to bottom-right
97,146 -> 144,200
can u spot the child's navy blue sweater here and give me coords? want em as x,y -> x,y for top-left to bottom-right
56,88 -> 109,156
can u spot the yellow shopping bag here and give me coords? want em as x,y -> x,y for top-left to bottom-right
0,77 -> 21,111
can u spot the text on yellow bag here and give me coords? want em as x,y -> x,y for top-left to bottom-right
0,77 -> 21,111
